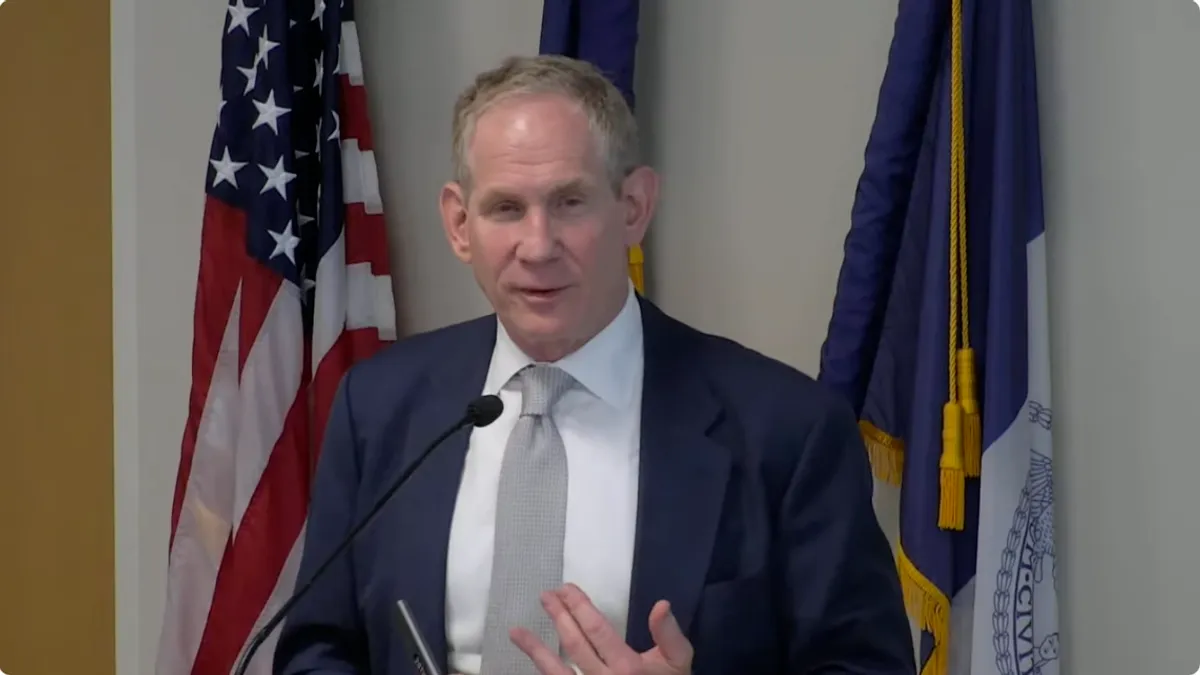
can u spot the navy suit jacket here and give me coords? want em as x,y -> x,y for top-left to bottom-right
273,296 -> 914,674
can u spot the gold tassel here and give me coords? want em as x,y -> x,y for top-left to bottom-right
942,0 -> 971,532
628,243 -> 645,295
860,420 -> 905,486
952,69 -> 978,481
958,348 -> 981,477
939,401 -> 965,530
897,547 -> 951,675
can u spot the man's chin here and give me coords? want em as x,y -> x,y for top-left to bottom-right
513,317 -> 569,340
504,314 -> 581,358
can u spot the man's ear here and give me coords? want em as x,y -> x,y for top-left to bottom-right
439,181 -> 472,263
619,165 -> 659,247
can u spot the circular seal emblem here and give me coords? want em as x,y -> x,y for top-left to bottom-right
992,411 -> 1060,675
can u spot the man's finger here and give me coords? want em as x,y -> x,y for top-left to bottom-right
558,583 -> 632,664
647,600 -> 694,668
540,590 -> 607,673
509,627 -> 574,675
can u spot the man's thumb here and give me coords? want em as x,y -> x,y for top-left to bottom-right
649,601 -> 693,667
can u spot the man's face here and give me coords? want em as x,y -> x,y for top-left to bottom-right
439,92 -> 657,361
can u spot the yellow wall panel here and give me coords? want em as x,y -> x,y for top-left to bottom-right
0,0 -> 115,673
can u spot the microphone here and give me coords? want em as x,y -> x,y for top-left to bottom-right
232,394 -> 505,675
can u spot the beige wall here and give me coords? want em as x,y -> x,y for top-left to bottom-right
114,1 -> 1200,674
0,0 -> 115,673
111,0 -> 224,671
1035,1 -> 1200,671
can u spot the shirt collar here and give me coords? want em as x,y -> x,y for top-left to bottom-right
484,283 -> 643,410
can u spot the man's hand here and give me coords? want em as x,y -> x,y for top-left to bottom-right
509,583 -> 693,675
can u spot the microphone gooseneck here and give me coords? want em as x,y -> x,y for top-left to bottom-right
231,394 -> 504,675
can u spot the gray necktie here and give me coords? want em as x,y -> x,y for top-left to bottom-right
480,364 -> 575,674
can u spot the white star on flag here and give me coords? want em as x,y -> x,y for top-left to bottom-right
255,26 -> 280,69
210,148 -> 246,188
253,91 -> 290,134
300,266 -> 317,294
226,0 -> 258,36
237,64 -> 258,94
258,157 -> 296,199
268,221 -> 301,264
313,0 -> 326,28
327,110 -> 340,141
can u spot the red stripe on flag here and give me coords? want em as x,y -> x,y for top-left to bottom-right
238,249 -> 285,378
339,75 -> 373,150
343,203 -> 391,274
170,196 -> 248,548
188,384 -> 313,674
309,327 -> 389,476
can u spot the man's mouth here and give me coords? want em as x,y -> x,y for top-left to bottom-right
517,287 -> 566,300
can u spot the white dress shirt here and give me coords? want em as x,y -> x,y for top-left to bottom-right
444,285 -> 644,675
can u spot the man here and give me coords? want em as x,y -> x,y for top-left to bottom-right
273,55 -> 914,675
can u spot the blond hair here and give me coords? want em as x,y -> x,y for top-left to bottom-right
450,54 -> 641,192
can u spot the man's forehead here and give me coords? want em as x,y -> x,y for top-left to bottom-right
461,93 -> 611,196
469,95 -> 598,157
475,91 -> 587,137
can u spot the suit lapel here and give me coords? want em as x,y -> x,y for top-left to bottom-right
625,299 -> 730,652
385,316 -> 496,672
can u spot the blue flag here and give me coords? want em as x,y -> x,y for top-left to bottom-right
539,0 -> 646,293
818,0 -> 1060,673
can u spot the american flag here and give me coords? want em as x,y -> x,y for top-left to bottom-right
155,0 -> 396,673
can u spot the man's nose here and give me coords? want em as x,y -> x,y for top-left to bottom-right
515,209 -> 559,261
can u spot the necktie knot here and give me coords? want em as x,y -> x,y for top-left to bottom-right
518,364 -> 574,416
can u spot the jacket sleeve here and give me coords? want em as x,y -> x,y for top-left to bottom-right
272,371 -> 369,674
779,395 -> 916,674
